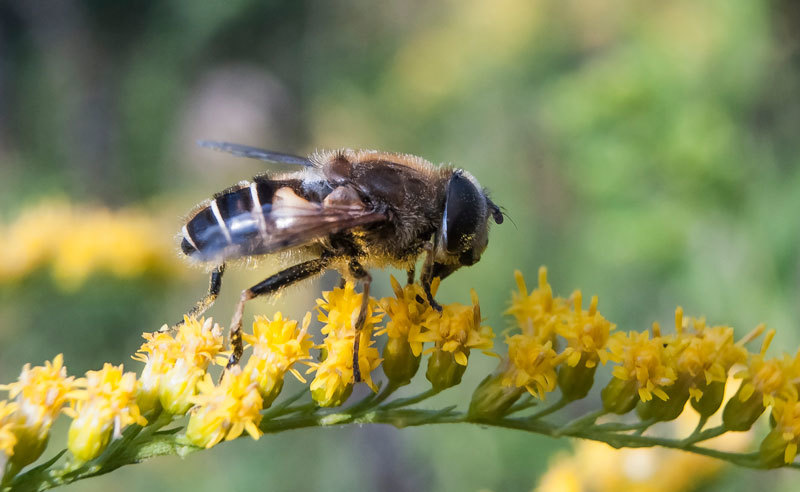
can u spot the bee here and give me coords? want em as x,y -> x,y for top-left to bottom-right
177,141 -> 504,381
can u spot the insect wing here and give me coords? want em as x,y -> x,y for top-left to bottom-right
257,203 -> 385,253
229,185 -> 384,255
198,140 -> 313,167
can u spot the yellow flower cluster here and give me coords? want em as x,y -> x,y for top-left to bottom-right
489,268 -> 616,405
8,265 -> 800,480
0,200 -> 179,290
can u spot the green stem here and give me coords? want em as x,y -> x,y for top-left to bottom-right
4,404 -> 781,491
554,409 -> 607,436
681,425 -> 726,446
380,388 -> 440,410
528,397 -> 568,421
593,418 -> 656,433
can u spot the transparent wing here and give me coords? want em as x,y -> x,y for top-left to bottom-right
197,140 -> 313,167
255,203 -> 386,253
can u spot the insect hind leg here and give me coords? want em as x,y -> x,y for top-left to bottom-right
349,260 -> 372,383
225,257 -> 331,372
164,264 -> 226,332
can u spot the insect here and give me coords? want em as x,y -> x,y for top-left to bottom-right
177,141 -> 503,381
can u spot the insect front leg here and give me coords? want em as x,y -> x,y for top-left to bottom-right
406,265 -> 415,285
225,257 -> 331,372
348,260 -> 372,383
165,263 -> 226,331
420,243 -> 443,313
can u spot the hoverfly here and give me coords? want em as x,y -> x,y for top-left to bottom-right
177,141 -> 503,381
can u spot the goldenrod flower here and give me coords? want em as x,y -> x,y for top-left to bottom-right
0,401 -> 18,476
665,310 -> 749,411
309,329 -> 381,406
132,330 -> 179,415
317,282 -> 383,339
558,291 -> 616,369
185,368 -> 263,449
377,276 -> 436,356
242,312 -> 313,407
158,317 -> 225,415
501,336 -> 571,400
608,330 -> 677,403
416,291 -> 495,391
0,354 -> 76,467
734,330 -> 797,407
760,396 -> 800,466
310,284 -> 383,406
377,276 -> 439,385
65,364 -> 146,463
505,267 -> 568,340
724,329 -> 797,431
414,290 -> 494,366
556,291 -> 616,401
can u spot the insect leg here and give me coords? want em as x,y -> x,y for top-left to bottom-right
166,264 -> 226,331
348,260 -> 372,383
406,265 -> 415,285
225,257 -> 330,370
420,244 -> 443,312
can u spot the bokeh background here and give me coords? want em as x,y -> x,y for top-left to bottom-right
1,0 -> 800,490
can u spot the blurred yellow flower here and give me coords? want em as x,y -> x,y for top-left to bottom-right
65,364 -> 146,463
185,368 -> 263,449
0,200 -> 179,290
0,400 -> 18,459
735,329 -> 798,408
768,396 -> 800,464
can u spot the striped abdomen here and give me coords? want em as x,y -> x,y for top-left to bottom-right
180,177 -> 329,262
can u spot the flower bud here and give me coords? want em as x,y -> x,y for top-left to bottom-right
690,380 -> 726,418
312,383 -> 353,408
67,407 -> 112,463
759,429 -> 793,468
159,362 -> 204,415
382,337 -> 421,386
468,371 -> 524,420
8,426 -> 48,471
557,358 -> 597,402
636,376 -> 690,423
722,386 -> 765,431
261,379 -> 285,409
426,350 -> 467,391
601,377 -> 638,415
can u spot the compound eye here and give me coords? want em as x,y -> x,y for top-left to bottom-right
443,172 -> 485,254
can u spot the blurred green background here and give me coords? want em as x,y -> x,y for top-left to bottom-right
1,0 -> 800,490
